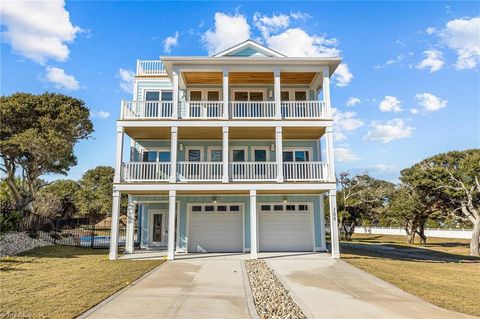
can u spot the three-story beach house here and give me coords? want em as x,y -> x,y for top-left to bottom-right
109,40 -> 341,260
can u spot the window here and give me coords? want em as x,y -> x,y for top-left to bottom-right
234,91 -> 248,101
281,91 -> 290,101
230,205 -> 240,212
254,149 -> 267,162
298,205 -> 308,211
234,91 -> 264,101
190,91 -> 202,101
188,149 -> 202,162
295,150 -> 309,162
283,150 -> 310,162
250,92 -> 264,101
161,91 -> 173,101
232,149 -> 246,162
192,206 -> 202,212
209,149 -> 222,162
261,205 -> 271,211
205,205 -> 215,212
283,151 -> 294,162
217,205 -> 227,212
274,205 -> 283,211
145,91 -> 160,101
207,91 -> 220,101
294,91 -> 307,101
142,150 -> 170,162
158,152 -> 171,162
286,205 -> 296,211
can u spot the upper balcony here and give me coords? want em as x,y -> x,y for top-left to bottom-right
136,60 -> 167,76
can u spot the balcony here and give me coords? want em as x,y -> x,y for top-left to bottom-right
121,162 -> 328,183
120,100 -> 328,120
136,60 -> 167,76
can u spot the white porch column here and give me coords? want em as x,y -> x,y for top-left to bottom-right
109,189 -> 121,260
275,127 -> 284,182
167,190 -> 176,260
223,69 -> 229,119
329,190 -> 340,259
274,69 -> 281,119
125,197 -> 135,254
114,126 -> 124,183
170,127 -> 178,183
325,126 -> 335,182
250,190 -> 258,259
322,66 -> 331,117
222,126 -> 229,183
172,69 -> 179,119
319,194 -> 327,251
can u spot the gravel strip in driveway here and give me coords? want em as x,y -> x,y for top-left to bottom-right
245,260 -> 306,319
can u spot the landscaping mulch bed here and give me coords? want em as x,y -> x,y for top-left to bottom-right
245,259 -> 306,319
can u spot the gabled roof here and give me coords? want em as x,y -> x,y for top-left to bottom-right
212,39 -> 286,58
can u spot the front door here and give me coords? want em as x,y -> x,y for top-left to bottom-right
149,210 -> 166,247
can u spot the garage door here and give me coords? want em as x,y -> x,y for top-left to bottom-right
259,203 -> 313,252
188,204 -> 243,253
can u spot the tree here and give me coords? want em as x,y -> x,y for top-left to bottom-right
75,166 -> 126,221
32,180 -> 80,218
337,172 -> 394,240
402,150 -> 480,256
0,93 -> 93,210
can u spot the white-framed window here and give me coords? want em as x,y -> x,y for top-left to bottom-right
252,146 -> 270,162
185,147 -> 204,162
190,203 -> 242,213
230,146 -> 248,162
188,89 -> 221,101
141,148 -> 171,162
280,89 -> 309,101
207,146 -> 222,162
144,89 -> 173,101
282,148 -> 312,162
232,89 -> 268,101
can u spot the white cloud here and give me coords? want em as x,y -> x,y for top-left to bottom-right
346,97 -> 361,107
416,50 -> 444,72
334,147 -> 360,162
334,63 -> 353,87
364,119 -> 413,143
253,12 -> 290,38
374,54 -> 404,69
415,92 -> 448,112
440,17 -> 480,69
410,108 -> 419,114
163,32 -> 179,53
118,68 -> 135,94
0,0 -> 82,64
202,12 -> 251,55
425,27 -> 436,35
368,164 -> 397,172
265,27 -> 339,57
334,132 -> 347,142
379,96 -> 403,112
332,108 -> 365,132
45,67 -> 79,90
289,11 -> 311,20
91,110 -> 111,119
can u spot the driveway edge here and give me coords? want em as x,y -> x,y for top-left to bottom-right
241,260 -> 260,319
76,259 -> 168,319
264,259 -> 316,319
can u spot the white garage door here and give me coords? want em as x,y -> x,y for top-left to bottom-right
259,203 -> 313,252
188,204 -> 243,253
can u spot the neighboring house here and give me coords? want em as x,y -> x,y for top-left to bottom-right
109,40 -> 341,260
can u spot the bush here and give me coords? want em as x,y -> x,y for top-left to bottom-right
0,210 -> 23,233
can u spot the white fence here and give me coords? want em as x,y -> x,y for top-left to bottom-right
281,101 -> 326,118
355,226 -> 473,239
121,101 -> 173,119
137,60 -> 166,75
122,162 -> 170,182
184,101 -> 223,118
230,101 -> 276,118
229,162 -> 277,181
177,162 -> 223,181
283,162 -> 328,181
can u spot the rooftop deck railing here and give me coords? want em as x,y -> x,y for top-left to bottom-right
136,60 -> 167,76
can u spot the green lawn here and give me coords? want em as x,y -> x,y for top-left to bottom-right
341,234 -> 480,317
0,246 -> 163,319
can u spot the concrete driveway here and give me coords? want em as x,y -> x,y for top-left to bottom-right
266,253 -> 474,319
81,254 -> 252,319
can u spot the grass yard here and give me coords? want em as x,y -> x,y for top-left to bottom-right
341,234 -> 480,317
0,246 -> 163,319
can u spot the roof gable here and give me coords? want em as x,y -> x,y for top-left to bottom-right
213,40 -> 286,58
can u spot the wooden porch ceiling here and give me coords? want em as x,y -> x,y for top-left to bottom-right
124,126 -> 325,140
182,72 -> 318,85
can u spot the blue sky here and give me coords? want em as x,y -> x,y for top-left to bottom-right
1,1 -> 479,182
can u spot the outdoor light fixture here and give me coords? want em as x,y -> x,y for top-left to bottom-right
269,90 -> 273,98
213,196 -> 217,203
283,196 -> 288,203
270,144 -> 275,151
179,144 -> 184,151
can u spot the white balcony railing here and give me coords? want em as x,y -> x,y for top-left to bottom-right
230,101 -> 276,119
281,101 -> 326,118
184,101 -> 223,119
122,162 -> 171,182
177,162 -> 223,181
283,162 -> 328,181
136,60 -> 166,76
229,162 -> 277,181
121,101 -> 173,119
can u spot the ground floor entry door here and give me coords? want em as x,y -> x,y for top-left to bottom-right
149,210 -> 167,247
